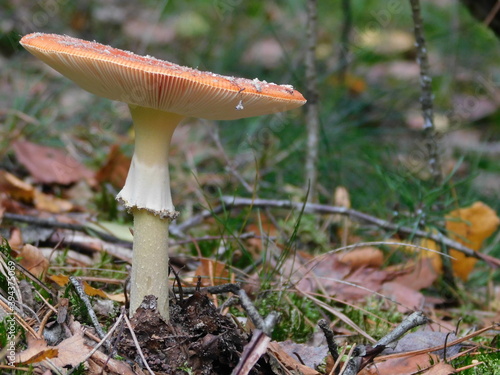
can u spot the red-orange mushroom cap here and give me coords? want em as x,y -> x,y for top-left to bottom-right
20,33 -> 306,120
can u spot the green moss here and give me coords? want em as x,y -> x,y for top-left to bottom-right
257,292 -> 322,343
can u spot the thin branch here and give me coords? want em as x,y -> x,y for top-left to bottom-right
217,196 -> 500,267
123,313 -> 155,375
483,1 -> 500,28
2,212 -> 129,245
376,311 -> 428,347
409,0 -> 442,184
172,282 -> 241,296
69,276 -> 109,349
318,319 -> 340,374
304,0 -> 320,202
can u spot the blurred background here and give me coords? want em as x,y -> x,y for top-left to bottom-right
0,0 -> 499,245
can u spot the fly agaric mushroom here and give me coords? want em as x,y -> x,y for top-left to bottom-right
20,33 -> 306,320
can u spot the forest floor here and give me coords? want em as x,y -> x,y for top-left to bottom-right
1,0 -> 500,374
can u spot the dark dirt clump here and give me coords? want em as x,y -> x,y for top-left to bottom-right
117,293 -> 248,375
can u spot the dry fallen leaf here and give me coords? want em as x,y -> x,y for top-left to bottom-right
0,170 -> 73,213
19,244 -> 49,278
16,324 -> 91,368
194,258 -> 230,286
380,281 -> 424,312
421,361 -> 456,374
361,353 -> 442,375
83,281 -> 125,302
50,324 -> 92,368
49,274 -> 70,286
95,144 -> 131,189
446,201 -> 500,280
33,189 -> 74,213
12,140 -> 94,185
389,257 -> 440,292
338,247 -> 384,270
268,341 -> 320,375
277,340 -> 328,370
0,169 -> 34,202
48,274 -> 125,302
395,201 -> 499,281
16,337 -> 58,365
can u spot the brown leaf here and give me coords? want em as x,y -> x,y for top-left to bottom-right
19,244 -> 49,278
245,213 -> 280,254
50,327 -> 91,368
95,144 -> 131,189
421,362 -> 456,374
380,282 -> 425,313
12,140 -> 94,185
194,259 -> 230,286
16,337 -> 57,365
89,348 -> 136,375
268,341 -> 320,375
277,340 -> 328,370
389,257 -> 440,291
8,227 -> 24,251
338,247 -> 384,270
361,353 -> 441,375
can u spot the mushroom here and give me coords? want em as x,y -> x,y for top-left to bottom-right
20,33 -> 306,320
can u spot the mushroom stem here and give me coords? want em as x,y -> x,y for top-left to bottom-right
119,105 -> 184,319
130,208 -> 170,318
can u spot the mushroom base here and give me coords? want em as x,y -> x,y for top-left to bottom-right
129,208 -> 170,319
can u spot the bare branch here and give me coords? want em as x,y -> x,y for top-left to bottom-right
304,0 -> 320,202
409,0 -> 442,184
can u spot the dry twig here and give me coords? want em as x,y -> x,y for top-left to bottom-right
304,0 -> 320,202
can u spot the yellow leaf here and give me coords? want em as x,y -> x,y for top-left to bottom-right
0,170 -> 34,202
20,348 -> 59,365
416,236 -> 443,275
49,274 -> 70,286
82,281 -> 108,298
82,281 -> 125,302
33,189 -> 73,213
446,201 -> 500,281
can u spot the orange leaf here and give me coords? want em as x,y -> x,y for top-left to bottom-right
82,281 -> 125,302
82,281 -> 108,298
49,274 -> 70,286
446,201 -> 500,280
392,201 -> 499,281
48,275 -> 124,302
0,170 -> 34,202
19,348 -> 59,365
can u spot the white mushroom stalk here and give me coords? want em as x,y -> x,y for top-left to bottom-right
20,33 -> 306,321
118,106 -> 184,318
